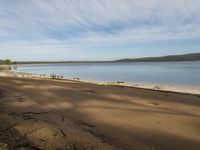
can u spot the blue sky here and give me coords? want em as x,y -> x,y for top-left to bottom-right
0,0 -> 200,61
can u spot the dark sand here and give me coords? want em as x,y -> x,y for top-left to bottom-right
0,76 -> 200,150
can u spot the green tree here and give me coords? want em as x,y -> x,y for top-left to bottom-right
5,59 -> 11,65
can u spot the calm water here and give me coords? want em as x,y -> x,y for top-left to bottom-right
14,61 -> 200,87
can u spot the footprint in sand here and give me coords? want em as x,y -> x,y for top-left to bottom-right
17,97 -> 26,102
150,102 -> 159,106
84,90 -> 95,94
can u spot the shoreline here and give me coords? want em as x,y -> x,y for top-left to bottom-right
1,70 -> 200,95
83,79 -> 200,95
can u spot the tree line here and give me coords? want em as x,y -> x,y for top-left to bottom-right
0,59 -> 12,65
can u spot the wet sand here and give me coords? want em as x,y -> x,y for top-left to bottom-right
0,76 -> 200,150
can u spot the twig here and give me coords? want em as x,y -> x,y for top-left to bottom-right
0,123 -> 18,133
60,128 -> 66,137
61,114 -> 65,122
20,111 -> 49,115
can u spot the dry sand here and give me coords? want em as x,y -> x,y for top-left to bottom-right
0,76 -> 200,150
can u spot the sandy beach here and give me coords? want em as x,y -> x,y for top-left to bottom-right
0,75 -> 200,150
1,0 -> 200,149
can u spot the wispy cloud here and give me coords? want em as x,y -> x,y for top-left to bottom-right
0,0 -> 200,60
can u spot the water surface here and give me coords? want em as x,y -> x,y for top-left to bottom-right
14,61 -> 200,87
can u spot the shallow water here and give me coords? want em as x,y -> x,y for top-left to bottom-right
14,61 -> 200,87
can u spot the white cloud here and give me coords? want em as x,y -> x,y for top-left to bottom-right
0,0 -> 200,60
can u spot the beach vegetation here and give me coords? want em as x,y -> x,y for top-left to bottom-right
0,59 -> 12,65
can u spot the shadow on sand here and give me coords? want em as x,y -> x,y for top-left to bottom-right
0,77 -> 200,150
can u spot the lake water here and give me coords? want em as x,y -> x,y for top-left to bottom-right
14,61 -> 200,87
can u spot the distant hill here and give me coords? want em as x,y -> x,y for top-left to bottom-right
12,53 -> 200,64
115,53 -> 200,62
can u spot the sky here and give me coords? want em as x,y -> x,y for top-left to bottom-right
0,0 -> 200,61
